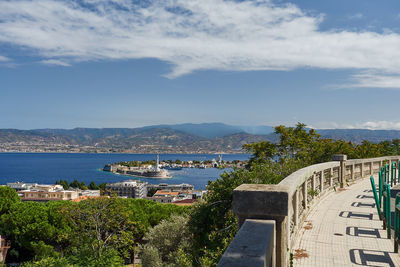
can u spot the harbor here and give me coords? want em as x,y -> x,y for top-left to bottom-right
102,154 -> 248,179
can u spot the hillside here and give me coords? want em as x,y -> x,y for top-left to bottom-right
0,127 -> 273,153
2,124 -> 400,153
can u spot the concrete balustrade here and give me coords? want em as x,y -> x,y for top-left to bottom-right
217,219 -> 275,267
218,155 -> 400,267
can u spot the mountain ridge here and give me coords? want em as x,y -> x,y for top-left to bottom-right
1,124 -> 400,153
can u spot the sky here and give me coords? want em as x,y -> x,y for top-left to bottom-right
1,0 -> 400,130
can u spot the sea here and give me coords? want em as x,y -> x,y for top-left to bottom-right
0,153 -> 251,190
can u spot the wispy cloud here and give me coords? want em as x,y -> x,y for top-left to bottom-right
348,71 -> 400,89
0,0 -> 400,81
40,59 -> 71,67
317,121 -> 400,130
348,13 -> 363,20
0,55 -> 10,62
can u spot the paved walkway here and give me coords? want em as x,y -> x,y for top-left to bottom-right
293,178 -> 400,267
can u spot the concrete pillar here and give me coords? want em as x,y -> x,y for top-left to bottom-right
233,184 -> 290,267
294,190 -> 299,226
332,154 -> 347,188
329,168 -> 333,187
360,163 -> 364,178
312,173 -> 316,198
351,164 -> 355,181
320,171 -> 324,192
370,162 -> 373,175
303,181 -> 308,209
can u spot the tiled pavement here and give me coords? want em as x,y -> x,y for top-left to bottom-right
293,178 -> 400,267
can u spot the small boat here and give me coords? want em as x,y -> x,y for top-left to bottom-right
164,166 -> 183,171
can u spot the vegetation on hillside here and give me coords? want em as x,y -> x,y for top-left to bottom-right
0,189 -> 187,266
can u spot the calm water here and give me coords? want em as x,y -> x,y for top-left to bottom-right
0,153 -> 250,190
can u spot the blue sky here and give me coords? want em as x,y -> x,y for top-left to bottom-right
1,0 -> 400,130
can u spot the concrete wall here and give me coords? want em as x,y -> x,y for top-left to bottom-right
218,219 -> 275,267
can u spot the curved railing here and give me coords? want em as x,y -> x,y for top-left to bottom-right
218,155 -> 400,267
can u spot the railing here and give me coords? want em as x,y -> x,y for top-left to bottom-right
383,183 -> 391,238
218,155 -> 400,267
395,195 -> 400,252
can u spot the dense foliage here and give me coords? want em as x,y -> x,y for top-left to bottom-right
55,179 -> 107,191
0,195 -> 187,266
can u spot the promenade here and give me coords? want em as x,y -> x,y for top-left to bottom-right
293,177 -> 400,267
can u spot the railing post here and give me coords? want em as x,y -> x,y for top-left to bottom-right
329,168 -> 333,187
384,184 -> 391,239
370,162 -> 374,175
395,194 -> 400,253
379,170 -> 383,208
370,176 -> 382,220
351,164 -> 355,181
320,171 -> 324,192
312,173 -> 316,198
332,154 -> 347,188
360,163 -> 364,178
294,190 -> 299,226
303,181 -> 307,209
398,160 -> 400,184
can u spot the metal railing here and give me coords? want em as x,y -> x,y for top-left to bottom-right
394,195 -> 400,253
369,162 -> 400,253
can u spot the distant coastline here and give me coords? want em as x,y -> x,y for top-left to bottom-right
0,153 -> 251,190
0,151 -> 247,154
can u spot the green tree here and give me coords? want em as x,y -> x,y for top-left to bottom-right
88,182 -> 99,190
0,201 -> 67,262
0,186 -> 20,215
69,180 -> 80,189
59,198 -> 137,262
140,215 -> 191,266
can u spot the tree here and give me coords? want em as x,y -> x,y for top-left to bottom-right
140,215 -> 191,266
0,186 -> 20,215
88,182 -> 99,190
69,180 -> 80,189
59,198 -> 138,262
243,141 -> 276,167
0,201 -> 65,262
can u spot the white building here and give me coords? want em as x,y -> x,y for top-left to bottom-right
19,184 -> 78,202
106,180 -> 147,198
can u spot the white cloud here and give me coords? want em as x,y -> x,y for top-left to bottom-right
40,59 -> 71,66
0,0 -> 400,80
316,121 -> 400,130
346,71 -> 400,89
0,55 -> 10,62
348,13 -> 363,20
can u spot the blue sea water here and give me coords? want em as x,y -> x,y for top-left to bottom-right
0,153 -> 250,190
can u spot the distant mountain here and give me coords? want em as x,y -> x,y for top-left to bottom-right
3,124 -> 400,153
145,123 -> 274,139
318,129 -> 400,143
0,126 -> 275,153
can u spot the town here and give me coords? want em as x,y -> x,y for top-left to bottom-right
4,180 -> 206,206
